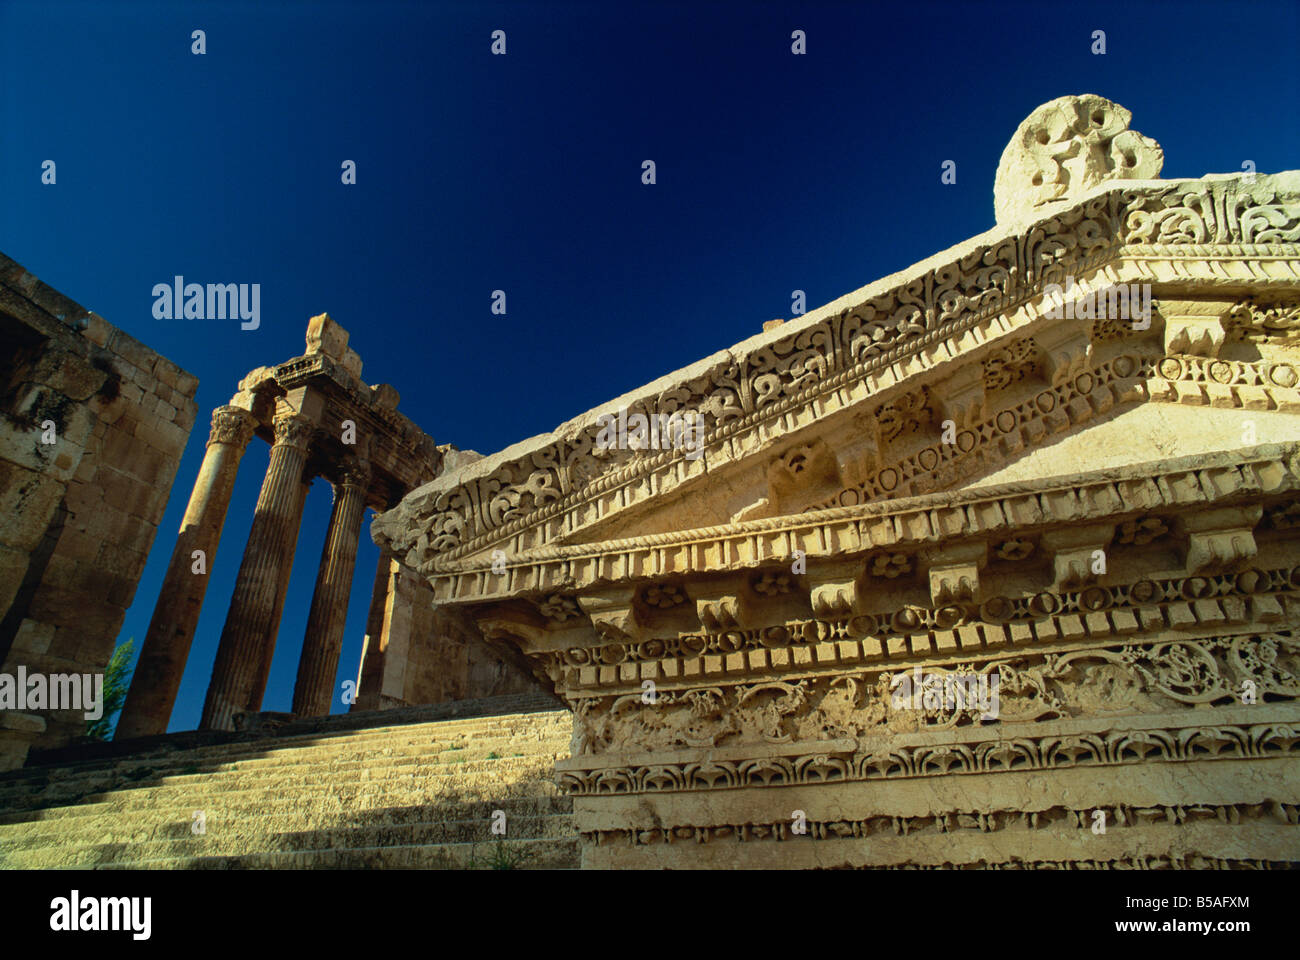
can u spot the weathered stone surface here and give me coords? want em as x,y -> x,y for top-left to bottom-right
305,312 -> 349,359
994,94 -> 1163,224
0,249 -> 199,760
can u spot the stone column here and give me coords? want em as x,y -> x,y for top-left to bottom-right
253,474 -> 312,706
117,406 -> 256,740
200,412 -> 314,731
292,460 -> 370,717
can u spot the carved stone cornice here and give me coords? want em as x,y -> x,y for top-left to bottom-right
373,172 -> 1300,569
419,443 -> 1300,603
271,352 -> 438,468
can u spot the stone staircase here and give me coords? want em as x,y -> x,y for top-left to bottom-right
0,696 -> 578,869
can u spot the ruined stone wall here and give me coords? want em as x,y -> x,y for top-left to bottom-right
0,252 -> 197,762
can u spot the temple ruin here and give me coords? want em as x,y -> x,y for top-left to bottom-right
118,314 -> 539,739
1,94 -> 1297,870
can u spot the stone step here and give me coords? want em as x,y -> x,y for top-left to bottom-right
0,780 -> 564,828
0,794 -> 575,845
81,837 -> 581,870
1,814 -> 578,868
101,837 -> 585,868
8,780 -> 560,828
55,756 -> 558,805
0,712 -> 573,792
0,739 -> 571,810
1,738 -> 569,796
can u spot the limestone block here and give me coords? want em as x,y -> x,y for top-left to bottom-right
0,544 -> 29,615
928,561 -> 980,607
151,356 -> 181,389
81,312 -> 111,347
174,366 -> 199,398
1184,520 -> 1260,573
0,712 -> 45,773
807,561 -> 865,618
1040,523 -> 1115,588
10,618 -> 54,655
34,350 -> 107,402
107,328 -> 158,373
0,466 -> 64,554
305,312 -> 349,359
577,588 -> 645,642
371,383 -> 400,410
341,347 -> 363,381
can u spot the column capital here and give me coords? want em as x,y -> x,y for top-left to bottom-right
272,412 -> 315,451
208,405 -> 257,449
337,457 -> 371,491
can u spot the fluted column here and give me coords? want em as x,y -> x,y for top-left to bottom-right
200,412 -> 314,731
292,460 -> 370,716
254,473 -> 312,706
117,406 -> 257,740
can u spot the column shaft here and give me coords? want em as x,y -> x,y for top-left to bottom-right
254,475 -> 312,708
292,467 -> 368,716
117,406 -> 255,740
200,413 -> 313,731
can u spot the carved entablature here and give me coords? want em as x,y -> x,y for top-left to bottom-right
564,630 -> 1300,757
424,445 -> 1300,644
530,551 -> 1300,697
875,387 -> 934,445
373,172 -> 1300,572
229,314 -> 444,513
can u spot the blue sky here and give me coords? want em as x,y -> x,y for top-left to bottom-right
2,0 -> 1296,732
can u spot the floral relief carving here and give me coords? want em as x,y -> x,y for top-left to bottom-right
982,338 -> 1041,392
567,633 -> 1300,758
876,387 -> 933,443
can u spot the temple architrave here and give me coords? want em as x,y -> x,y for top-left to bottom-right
372,96 -> 1300,868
